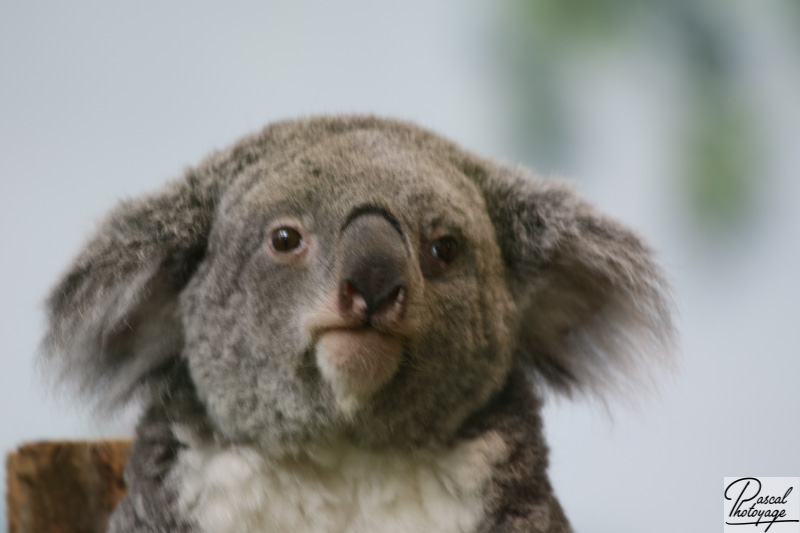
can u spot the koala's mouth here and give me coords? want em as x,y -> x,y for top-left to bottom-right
310,326 -> 403,415
302,284 -> 414,415
315,327 -> 403,378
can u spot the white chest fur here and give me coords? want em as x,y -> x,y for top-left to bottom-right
174,431 -> 506,533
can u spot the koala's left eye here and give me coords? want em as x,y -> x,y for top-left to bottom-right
270,227 -> 303,252
422,235 -> 461,277
430,237 -> 459,263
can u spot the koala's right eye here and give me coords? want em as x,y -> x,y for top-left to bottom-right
265,220 -> 314,265
270,227 -> 303,252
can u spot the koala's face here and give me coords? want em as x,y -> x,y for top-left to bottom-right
180,128 -> 516,448
44,116 -> 673,457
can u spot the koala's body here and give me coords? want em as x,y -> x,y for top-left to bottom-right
42,116 -> 674,532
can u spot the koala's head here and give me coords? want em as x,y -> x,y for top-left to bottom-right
42,116 -> 674,450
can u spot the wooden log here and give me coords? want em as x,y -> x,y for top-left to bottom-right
6,440 -> 131,533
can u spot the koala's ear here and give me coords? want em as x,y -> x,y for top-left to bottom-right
468,161 -> 675,397
41,169 -> 220,410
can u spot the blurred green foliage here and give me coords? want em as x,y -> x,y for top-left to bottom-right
517,0 -> 647,45
686,110 -> 754,234
684,70 -> 755,234
498,0 -> 788,237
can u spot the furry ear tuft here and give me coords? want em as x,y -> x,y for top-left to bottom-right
40,170 -> 218,411
469,161 -> 676,397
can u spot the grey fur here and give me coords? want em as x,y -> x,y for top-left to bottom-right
41,115 -> 675,532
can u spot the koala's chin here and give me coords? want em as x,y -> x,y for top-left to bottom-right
315,330 -> 403,415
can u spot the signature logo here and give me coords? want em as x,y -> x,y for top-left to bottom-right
724,477 -> 800,532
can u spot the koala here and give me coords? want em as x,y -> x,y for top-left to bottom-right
41,115 -> 674,533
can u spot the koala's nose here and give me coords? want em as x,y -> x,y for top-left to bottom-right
338,213 -> 408,326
